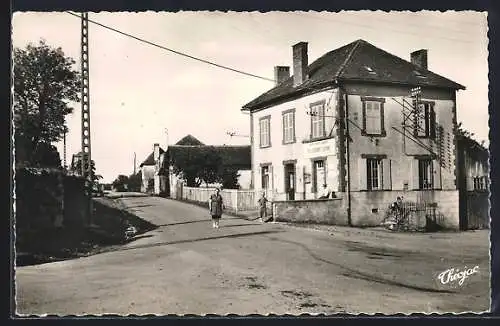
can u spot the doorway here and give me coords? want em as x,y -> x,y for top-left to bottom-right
284,163 -> 296,200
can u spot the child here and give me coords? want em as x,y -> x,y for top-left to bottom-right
257,192 -> 268,223
208,187 -> 224,229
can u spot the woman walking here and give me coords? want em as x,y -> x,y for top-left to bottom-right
208,187 -> 224,229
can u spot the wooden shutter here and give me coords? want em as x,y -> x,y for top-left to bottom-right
269,165 -> 274,192
410,158 -> 419,190
358,157 -> 367,191
432,158 -> 442,189
430,105 -> 436,139
382,158 -> 392,190
466,176 -> 474,191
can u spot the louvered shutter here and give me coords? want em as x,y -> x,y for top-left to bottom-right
410,158 -> 420,190
382,159 -> 392,190
432,158 -> 442,189
358,157 -> 367,191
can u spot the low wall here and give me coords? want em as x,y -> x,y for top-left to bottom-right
273,198 -> 348,225
15,168 -> 90,231
349,190 -> 460,230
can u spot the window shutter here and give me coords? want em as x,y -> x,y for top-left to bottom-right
432,159 -> 442,189
358,157 -> 367,191
410,158 -> 419,190
382,159 -> 392,190
466,176 -> 474,191
430,106 -> 436,139
269,165 -> 274,191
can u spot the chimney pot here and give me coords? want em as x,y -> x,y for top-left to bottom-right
292,42 -> 308,87
274,66 -> 290,86
411,49 -> 428,70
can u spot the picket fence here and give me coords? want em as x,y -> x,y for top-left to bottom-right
180,186 -> 272,212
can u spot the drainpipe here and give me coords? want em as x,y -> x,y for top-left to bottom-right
344,90 -> 352,226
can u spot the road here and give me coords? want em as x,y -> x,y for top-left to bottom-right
16,196 -> 490,315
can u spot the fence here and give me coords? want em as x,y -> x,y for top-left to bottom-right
386,199 -> 440,231
181,186 -> 269,212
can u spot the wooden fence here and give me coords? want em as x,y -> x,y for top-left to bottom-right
181,186 -> 271,212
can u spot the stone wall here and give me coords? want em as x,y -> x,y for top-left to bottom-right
273,198 -> 348,225
349,190 -> 460,230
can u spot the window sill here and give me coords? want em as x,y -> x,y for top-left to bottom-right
361,131 -> 387,138
259,145 -> 272,149
282,139 -> 297,145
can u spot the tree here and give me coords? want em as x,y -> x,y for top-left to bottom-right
13,40 -> 80,167
112,175 -> 129,192
218,167 -> 240,189
170,146 -> 222,187
128,171 -> 142,192
72,158 -> 102,184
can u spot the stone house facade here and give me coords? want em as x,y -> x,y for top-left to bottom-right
242,39 -> 467,229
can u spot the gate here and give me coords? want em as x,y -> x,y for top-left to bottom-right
394,192 -> 438,231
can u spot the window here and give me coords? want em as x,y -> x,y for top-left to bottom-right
473,176 -> 487,191
282,110 -> 295,144
361,97 -> 385,136
261,165 -> 270,189
414,102 -> 436,139
367,158 -> 383,190
418,159 -> 433,189
310,102 -> 325,139
313,160 -> 326,192
259,116 -> 271,147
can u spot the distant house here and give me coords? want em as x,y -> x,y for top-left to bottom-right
457,134 -> 490,229
139,146 -> 164,193
242,39 -> 468,229
149,135 -> 252,197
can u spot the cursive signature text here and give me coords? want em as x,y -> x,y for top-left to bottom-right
437,266 -> 479,286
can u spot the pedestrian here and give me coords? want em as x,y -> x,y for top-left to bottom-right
257,191 -> 268,223
318,184 -> 331,199
208,187 -> 224,229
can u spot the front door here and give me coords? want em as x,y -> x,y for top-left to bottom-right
284,164 -> 296,200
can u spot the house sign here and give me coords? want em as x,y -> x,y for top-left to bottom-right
304,138 -> 336,159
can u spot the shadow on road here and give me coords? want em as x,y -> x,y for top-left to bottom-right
104,230 -> 283,253
124,204 -> 154,209
156,217 -> 242,227
264,236 -> 455,294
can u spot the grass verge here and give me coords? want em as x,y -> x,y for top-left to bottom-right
16,198 -> 157,267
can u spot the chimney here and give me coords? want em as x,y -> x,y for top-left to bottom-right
153,143 -> 160,163
411,49 -> 428,70
274,66 -> 290,86
292,42 -> 308,87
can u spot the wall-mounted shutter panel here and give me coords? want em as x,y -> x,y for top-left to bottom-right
466,176 -> 474,191
432,158 -> 442,190
410,158 -> 419,190
270,165 -> 274,191
358,157 -> 367,191
430,106 -> 436,139
382,158 -> 392,190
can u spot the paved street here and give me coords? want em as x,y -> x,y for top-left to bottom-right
16,196 -> 490,315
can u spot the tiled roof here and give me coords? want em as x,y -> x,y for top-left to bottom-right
175,134 -> 205,146
242,39 -> 466,110
139,147 -> 164,167
166,145 -> 251,169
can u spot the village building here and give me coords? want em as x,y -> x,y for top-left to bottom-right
142,135 -> 252,197
139,147 -> 164,193
242,39 -> 477,229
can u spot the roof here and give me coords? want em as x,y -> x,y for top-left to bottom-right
139,147 -> 164,167
175,134 -> 205,146
243,39 -> 466,110
166,145 -> 251,169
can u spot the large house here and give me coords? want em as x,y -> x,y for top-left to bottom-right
242,39 -> 468,229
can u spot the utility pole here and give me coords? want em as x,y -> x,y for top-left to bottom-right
80,12 -> 93,225
133,152 -> 137,175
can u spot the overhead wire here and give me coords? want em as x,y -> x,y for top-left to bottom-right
65,11 -> 276,83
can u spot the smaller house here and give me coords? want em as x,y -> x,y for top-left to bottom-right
457,133 -> 490,229
149,135 -> 252,197
139,146 -> 164,193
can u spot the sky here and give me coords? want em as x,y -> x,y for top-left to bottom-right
12,11 -> 488,183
